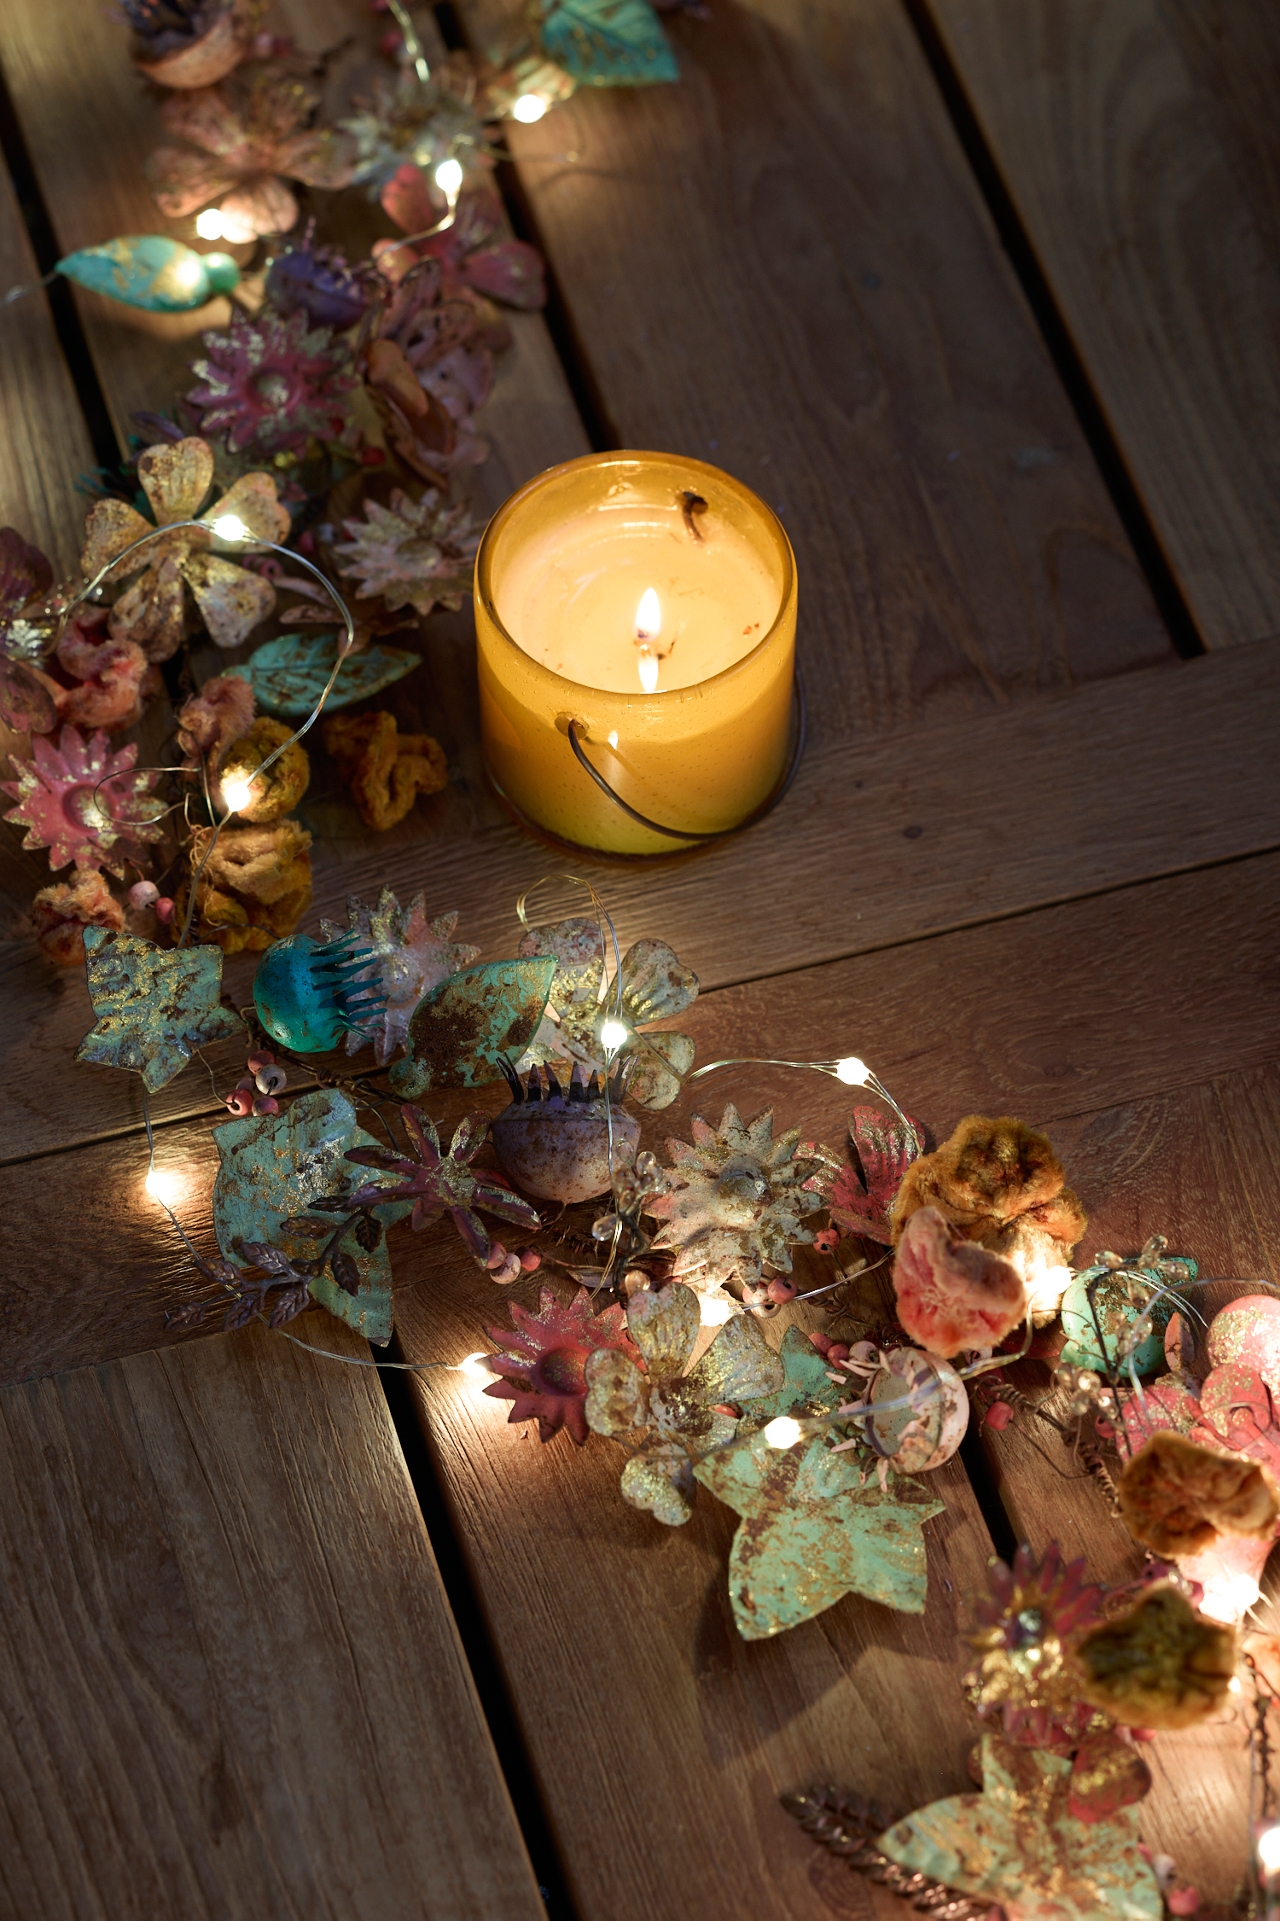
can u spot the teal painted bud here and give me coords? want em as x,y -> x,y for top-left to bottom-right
253,933 -> 385,1054
57,236 -> 240,313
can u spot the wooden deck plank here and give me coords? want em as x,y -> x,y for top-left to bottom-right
0,151 -> 94,569
0,1315 -> 545,1920
4,634 -> 1278,1167
924,0 -> 1280,650
463,0 -> 1174,747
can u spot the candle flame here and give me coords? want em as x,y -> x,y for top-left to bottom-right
635,588 -> 661,641
635,589 -> 661,692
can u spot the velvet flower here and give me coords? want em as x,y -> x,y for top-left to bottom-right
891,1114 -> 1087,1323
1117,1431 -> 1280,1559
79,436 -> 289,658
892,1205 -> 1027,1359
1076,1587 -> 1237,1731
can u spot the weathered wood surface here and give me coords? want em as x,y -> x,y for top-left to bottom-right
924,0 -> 1280,651
0,1315 -> 545,1920
6,633 -> 1280,1168
0,0 -> 1274,1909
464,0 -> 1174,744
0,155 -> 94,570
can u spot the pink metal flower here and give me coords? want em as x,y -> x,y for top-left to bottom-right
146,66 -> 355,242
376,173 -> 545,310
188,309 -> 356,453
484,1287 -> 639,1444
2,725 -> 164,875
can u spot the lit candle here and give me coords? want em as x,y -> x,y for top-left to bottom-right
475,452 -> 797,853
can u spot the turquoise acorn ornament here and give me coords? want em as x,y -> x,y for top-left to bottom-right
56,236 -> 240,313
253,932 -> 386,1054
1059,1235 -> 1198,1378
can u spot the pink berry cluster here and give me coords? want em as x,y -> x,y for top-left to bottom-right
223,1050 -> 288,1119
483,1243 -> 542,1285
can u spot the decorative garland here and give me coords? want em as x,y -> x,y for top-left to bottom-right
0,7 -> 1276,1915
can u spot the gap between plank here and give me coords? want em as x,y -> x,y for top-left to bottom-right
0,58 -> 120,471
433,0 -> 620,453
378,1352 -> 582,1921
901,0 -> 1204,662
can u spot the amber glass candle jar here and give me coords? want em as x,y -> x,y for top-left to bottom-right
474,451 -> 797,854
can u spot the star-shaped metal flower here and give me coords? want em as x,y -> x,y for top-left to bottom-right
345,1103 -> 540,1265
876,1732 -> 1162,1921
584,1281 -> 783,1525
76,929 -> 242,1092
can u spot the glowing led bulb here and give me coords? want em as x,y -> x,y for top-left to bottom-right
599,1018 -> 629,1053
435,157 -> 464,199
834,1056 -> 869,1086
211,513 -> 249,542
1258,1825 -> 1280,1875
195,208 -> 225,240
698,1294 -> 735,1326
512,93 -> 547,124
763,1416 -> 803,1449
144,1168 -> 183,1206
220,772 -> 255,816
455,1351 -> 497,1385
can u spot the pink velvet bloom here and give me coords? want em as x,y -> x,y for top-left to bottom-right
893,1205 -> 1027,1359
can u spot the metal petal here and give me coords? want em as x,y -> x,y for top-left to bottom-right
183,551 -> 276,650
626,1281 -> 700,1378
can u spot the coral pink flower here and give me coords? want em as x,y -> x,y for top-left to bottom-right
2,725 -> 164,875
893,1205 -> 1027,1358
485,1288 -> 639,1445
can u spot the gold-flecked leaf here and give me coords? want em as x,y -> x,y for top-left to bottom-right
184,551 -> 277,649
137,437 -> 215,527
108,552 -> 189,660
200,470 -> 291,546
689,1308 -> 785,1406
619,937 -> 699,1023
627,1281 -> 700,1378
627,1030 -> 694,1110
877,1732 -> 1162,1921
620,1443 -> 695,1526
584,1347 -> 650,1436
76,928 -> 242,1092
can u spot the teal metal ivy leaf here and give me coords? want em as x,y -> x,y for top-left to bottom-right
76,929 -> 242,1093
228,633 -> 419,717
536,0 -> 679,85
392,957 -> 557,1094
212,1088 -> 408,1343
877,1733 -> 1162,1921
736,1326 -> 850,1429
694,1361 -> 944,1639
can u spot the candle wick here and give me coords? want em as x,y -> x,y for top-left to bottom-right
680,490 -> 708,540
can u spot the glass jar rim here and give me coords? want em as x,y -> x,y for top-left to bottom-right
474,450 -> 796,700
